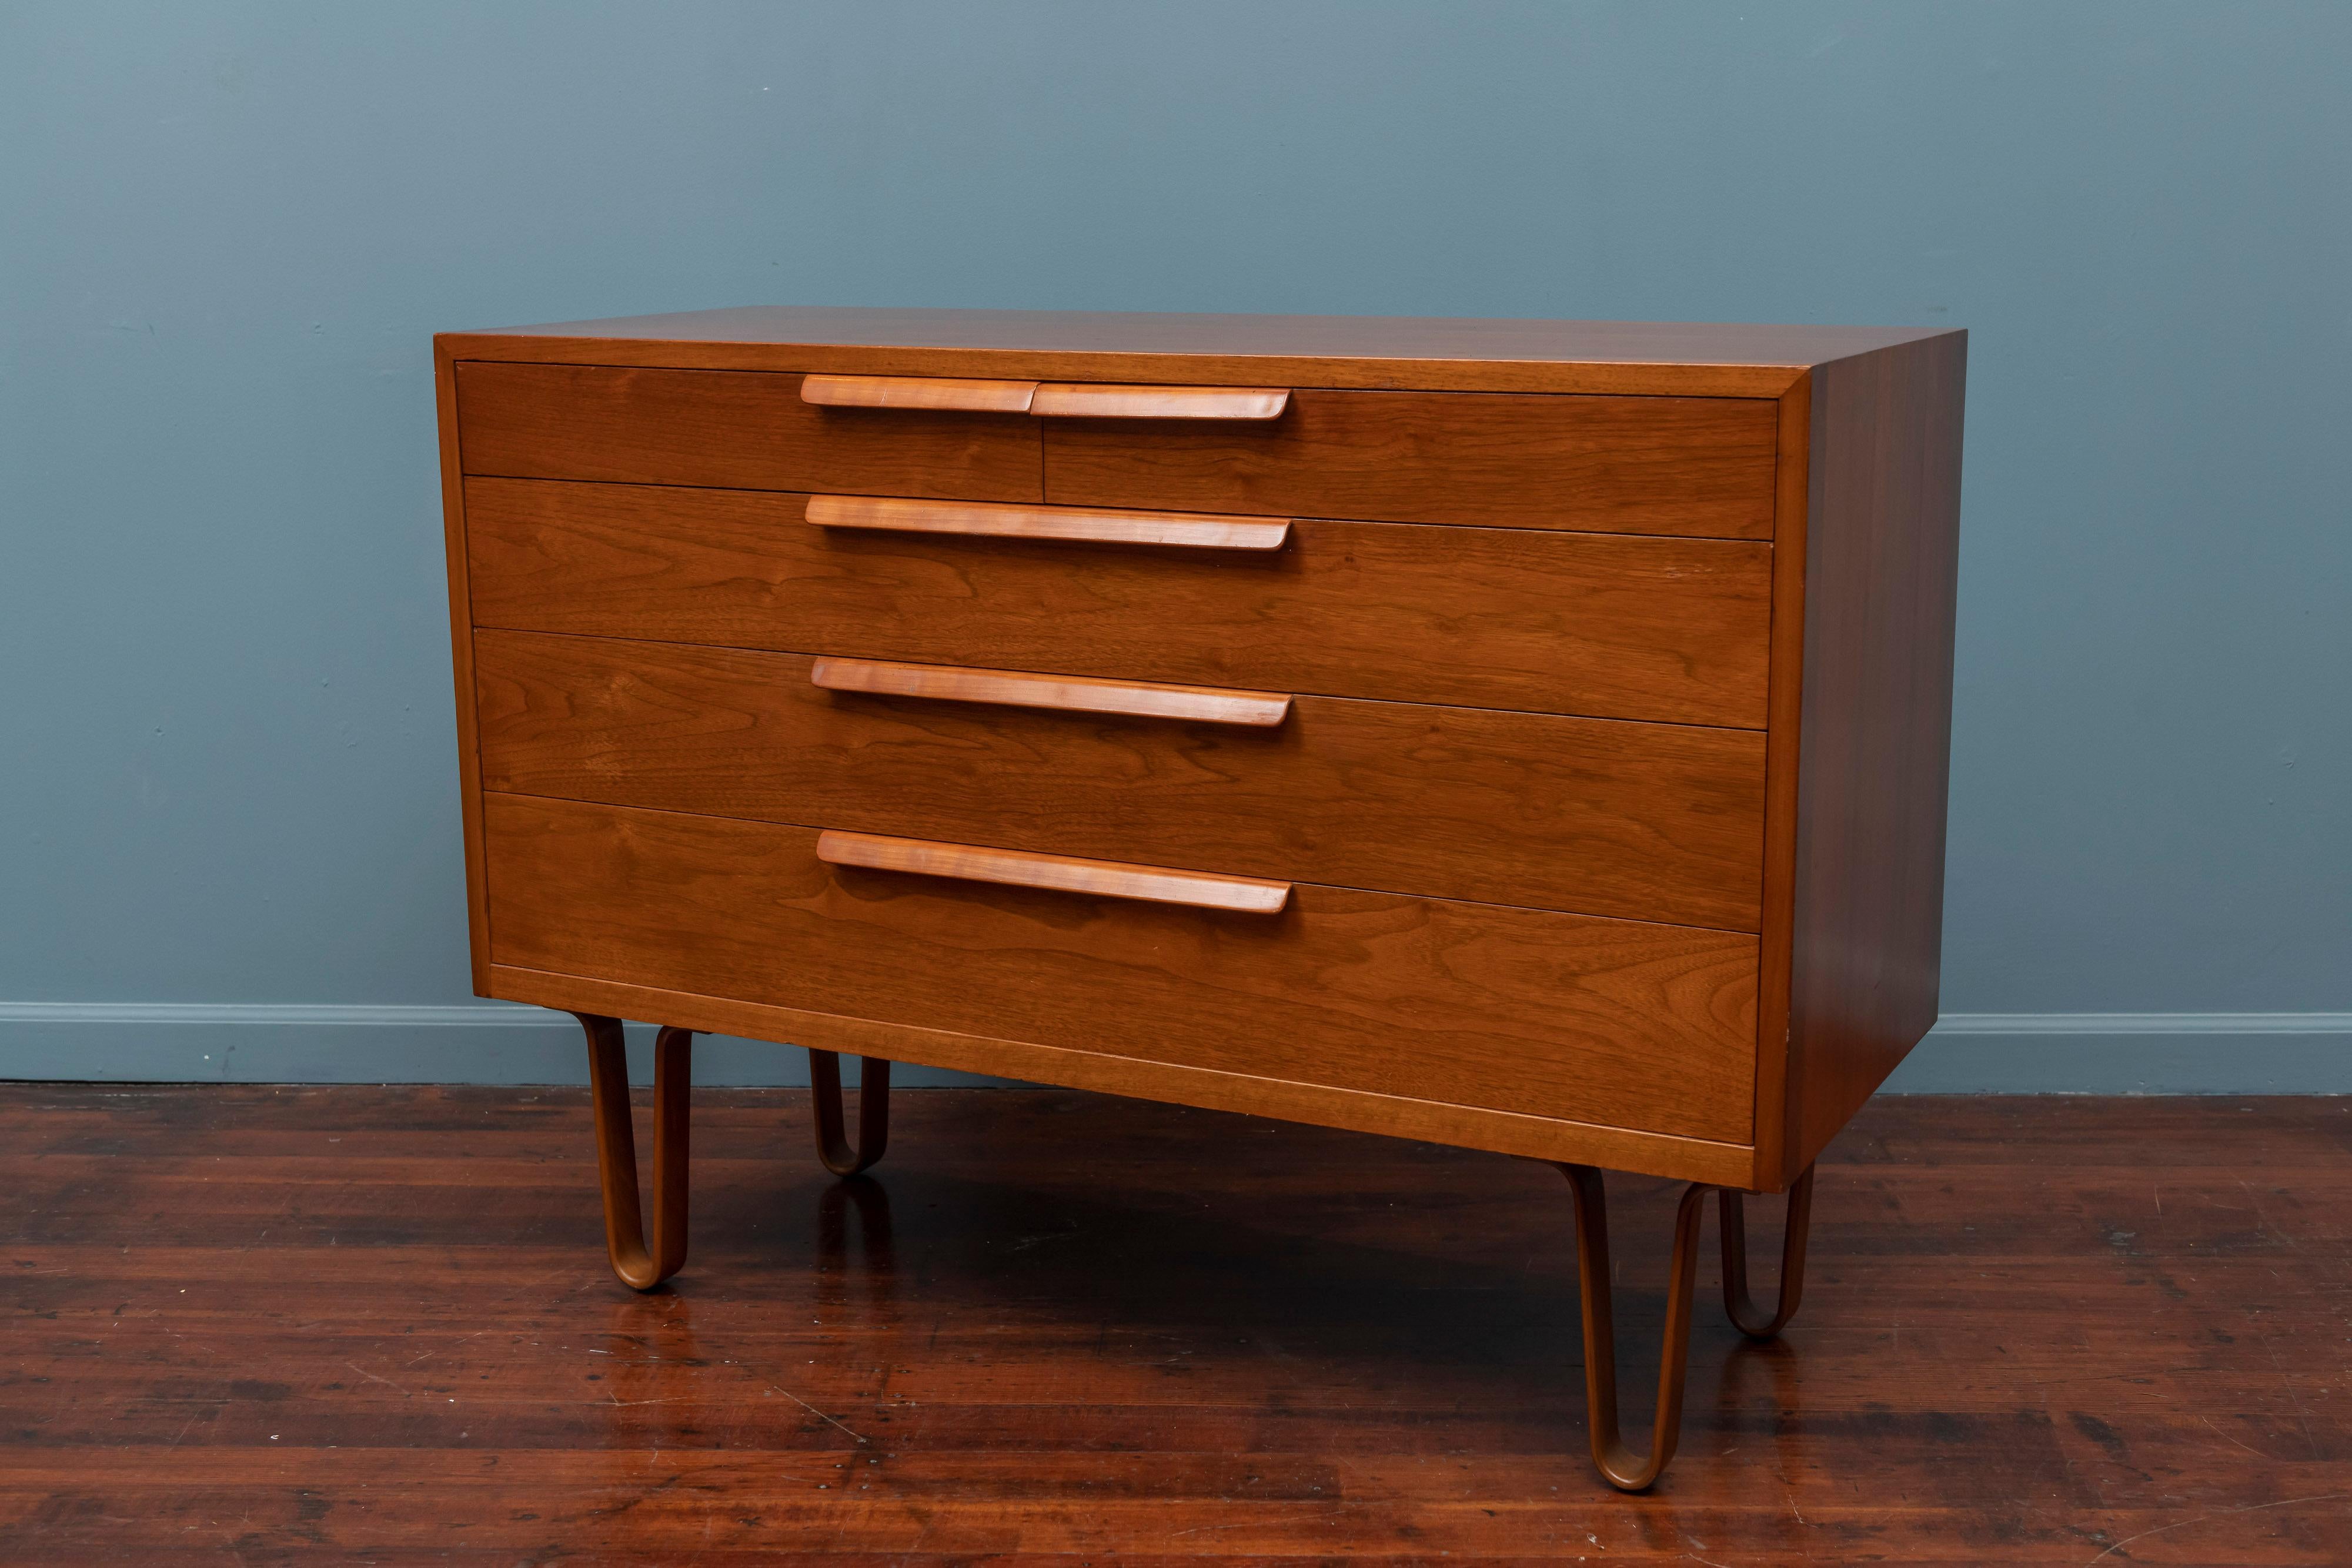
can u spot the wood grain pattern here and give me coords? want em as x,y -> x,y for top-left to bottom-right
453,363 -> 1043,500
472,630 -> 1768,929
814,830 -> 1293,914
8,1087 -> 2346,1560
806,493 -> 1294,550
799,373 -> 1037,412
482,794 -> 1760,1142
1030,382 -> 1290,419
489,964 -> 1756,1181
1780,333 -> 1967,1181
464,477 -> 1772,728
807,655 -> 1294,728
437,308 -> 1957,395
1044,389 -> 1778,539
432,342 -> 492,987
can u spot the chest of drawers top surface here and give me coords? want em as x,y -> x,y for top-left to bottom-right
440,306 -> 1947,391
436,308 -> 1965,1192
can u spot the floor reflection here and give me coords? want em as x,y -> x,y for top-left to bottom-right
814,1174 -> 897,1315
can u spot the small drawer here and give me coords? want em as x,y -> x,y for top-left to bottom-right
473,630 -> 1768,930
453,363 -> 1043,502
1044,389 -> 1778,539
463,478 -> 1771,728
482,794 -> 1759,1144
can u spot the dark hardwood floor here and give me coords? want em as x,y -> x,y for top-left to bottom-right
2,1085 -> 2347,1564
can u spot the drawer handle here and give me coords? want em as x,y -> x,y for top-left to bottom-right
1031,383 -> 1289,420
817,830 -> 1291,914
800,374 -> 1038,413
806,494 -> 1291,551
811,656 -> 1292,728
798,375 -> 1289,420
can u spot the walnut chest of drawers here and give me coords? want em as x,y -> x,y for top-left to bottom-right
434,307 -> 1964,1487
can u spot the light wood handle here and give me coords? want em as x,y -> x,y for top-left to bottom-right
811,657 -> 1292,727
805,494 -> 1291,551
817,830 -> 1291,914
800,374 -> 1037,413
799,376 -> 1289,420
1030,383 -> 1291,420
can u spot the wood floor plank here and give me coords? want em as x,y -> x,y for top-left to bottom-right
1,1085 -> 2347,1563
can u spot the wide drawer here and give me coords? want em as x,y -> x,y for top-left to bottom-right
1044,389 -> 1778,539
483,794 -> 1759,1142
453,363 -> 1043,501
464,477 -> 1770,728
473,629 -> 1767,930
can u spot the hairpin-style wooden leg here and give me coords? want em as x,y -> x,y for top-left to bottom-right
575,1012 -> 692,1291
1556,1163 -> 1713,1492
1720,1163 -> 1815,1340
808,1048 -> 890,1176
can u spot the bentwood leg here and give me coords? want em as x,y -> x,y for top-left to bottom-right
807,1049 -> 891,1176
575,1013 -> 693,1291
1556,1164 -> 1713,1491
1720,1164 -> 1815,1339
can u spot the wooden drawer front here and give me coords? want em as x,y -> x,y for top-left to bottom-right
475,630 -> 1767,930
483,795 -> 1759,1143
465,478 -> 1770,728
454,363 -> 1043,501
1044,390 -> 1776,539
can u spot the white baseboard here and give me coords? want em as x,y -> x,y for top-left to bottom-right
0,1002 -> 2345,1092
0,1002 -> 999,1086
1882,1011 -> 2351,1092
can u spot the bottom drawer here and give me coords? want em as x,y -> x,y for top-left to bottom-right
482,794 -> 1758,1144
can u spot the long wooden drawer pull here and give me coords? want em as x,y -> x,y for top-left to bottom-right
800,374 -> 1038,413
806,494 -> 1291,551
811,656 -> 1292,727
817,830 -> 1292,914
1030,383 -> 1291,420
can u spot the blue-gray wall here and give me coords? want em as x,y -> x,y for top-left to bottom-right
4,2 -> 2346,1092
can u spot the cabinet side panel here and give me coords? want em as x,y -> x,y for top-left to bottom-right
1786,333 -> 1966,1174
435,340 -> 492,988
